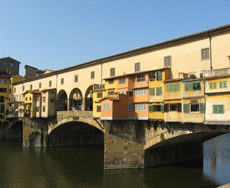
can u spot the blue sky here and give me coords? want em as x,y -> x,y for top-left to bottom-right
0,0 -> 229,76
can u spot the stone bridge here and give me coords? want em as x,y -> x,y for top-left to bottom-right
20,111 -> 230,169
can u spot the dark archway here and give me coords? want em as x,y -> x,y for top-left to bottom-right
48,121 -> 104,147
84,85 -> 93,111
7,121 -> 23,138
69,88 -> 83,111
57,90 -> 68,111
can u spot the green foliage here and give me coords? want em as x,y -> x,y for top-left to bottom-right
160,133 -> 165,141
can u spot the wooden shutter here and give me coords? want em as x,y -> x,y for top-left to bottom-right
183,104 -> 189,113
164,104 -> 169,112
160,105 -> 164,112
157,71 -> 162,80
149,88 -> 155,96
149,105 -> 153,113
156,87 -> 162,96
177,103 -> 182,112
199,103 -> 205,113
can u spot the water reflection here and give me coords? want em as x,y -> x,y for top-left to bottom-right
204,133 -> 230,186
0,133 -> 230,188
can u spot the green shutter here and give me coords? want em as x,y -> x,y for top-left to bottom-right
157,71 -> 162,80
219,105 -> 224,114
199,103 -> 204,113
149,105 -> 153,113
213,82 -> 217,89
213,105 -> 224,114
183,104 -> 189,113
209,82 -> 213,89
177,103 -> 181,112
223,81 -> 227,88
185,83 -> 190,91
219,81 -> 227,89
149,88 -> 155,96
156,87 -> 162,96
160,105 -> 164,112
219,81 -> 223,89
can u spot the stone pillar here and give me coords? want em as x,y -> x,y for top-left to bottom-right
22,118 -> 48,147
104,120 -> 145,169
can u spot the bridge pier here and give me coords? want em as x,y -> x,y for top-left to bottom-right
103,120 -> 145,169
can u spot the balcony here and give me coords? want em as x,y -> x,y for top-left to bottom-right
94,84 -> 105,90
203,68 -> 230,78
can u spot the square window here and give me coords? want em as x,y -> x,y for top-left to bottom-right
202,48 -> 209,60
91,71 -> 95,79
110,68 -> 115,77
135,62 -> 140,72
75,75 -> 78,82
109,79 -> 114,84
97,106 -> 101,112
137,75 -> 145,82
119,78 -> 125,84
164,56 -> 171,67
191,104 -> 199,112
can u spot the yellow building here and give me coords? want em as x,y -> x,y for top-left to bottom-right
204,68 -> 230,125
148,68 -> 171,121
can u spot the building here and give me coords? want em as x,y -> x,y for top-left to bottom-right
0,57 -> 20,76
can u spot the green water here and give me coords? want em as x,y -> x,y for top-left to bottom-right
0,133 -> 229,188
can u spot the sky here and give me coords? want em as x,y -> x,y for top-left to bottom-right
0,0 -> 230,76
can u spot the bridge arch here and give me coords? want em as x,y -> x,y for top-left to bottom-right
84,85 -> 93,111
69,88 -> 83,111
57,89 -> 68,111
48,118 -> 104,147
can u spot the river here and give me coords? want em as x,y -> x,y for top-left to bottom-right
0,133 -> 229,188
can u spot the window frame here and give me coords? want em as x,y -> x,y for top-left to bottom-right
135,62 -> 140,72
164,56 -> 171,67
201,48 -> 209,60
110,67 -> 115,77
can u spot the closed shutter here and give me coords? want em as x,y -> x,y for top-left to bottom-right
213,105 -> 224,114
156,71 -> 162,80
177,103 -> 181,112
160,105 -> 164,112
183,104 -> 189,113
199,103 -> 205,113
156,87 -> 162,96
223,81 -> 227,88
149,88 -> 155,96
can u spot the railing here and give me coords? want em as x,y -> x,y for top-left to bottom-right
203,67 -> 230,78
57,110 -> 93,117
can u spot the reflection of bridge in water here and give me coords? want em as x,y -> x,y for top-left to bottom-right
17,110 -> 229,169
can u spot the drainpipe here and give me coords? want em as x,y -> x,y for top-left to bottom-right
101,61 -> 103,85
207,32 -> 213,70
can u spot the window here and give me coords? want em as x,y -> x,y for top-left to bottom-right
61,78 -> 64,85
30,84 -> 32,90
136,104 -> 146,111
0,96 -> 4,102
109,79 -> 114,84
183,104 -> 189,113
108,91 -> 115,95
185,82 -> 201,91
213,105 -> 224,114
149,88 -> 155,96
91,71 -> 95,79
219,81 -> 227,89
137,75 -> 145,82
0,88 -> 7,93
156,87 -> 162,96
49,81 -> 52,87
164,56 -> 171,67
43,97 -> 46,103
169,103 -> 181,112
3,63 -> 6,70
36,107 -> 39,112
209,82 -> 217,89
103,103 -> 110,111
119,78 -> 125,84
202,48 -> 209,60
97,92 -> 102,98
136,89 -> 146,96
51,99 -> 54,103
126,91 -> 133,97
14,87 -> 16,93
191,104 -> 199,112
74,75 -> 78,82
156,71 -> 162,80
97,106 -> 101,112
1,105 -> 5,113
39,83 -> 41,88
11,63 -> 13,68
128,104 -> 134,111
36,96 -> 40,101
149,72 -> 155,81
9,88 -> 11,94
110,68 -> 115,77
51,90 -> 55,94
23,86 -> 25,91
135,62 -> 140,72
166,83 -> 180,92
3,80 -> 8,84
43,106 -> 46,112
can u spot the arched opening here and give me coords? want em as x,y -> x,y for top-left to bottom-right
84,85 -> 93,111
7,121 -> 23,138
69,88 -> 83,111
48,121 -> 104,147
57,90 -> 68,111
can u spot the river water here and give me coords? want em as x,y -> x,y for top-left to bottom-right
0,133 -> 229,188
